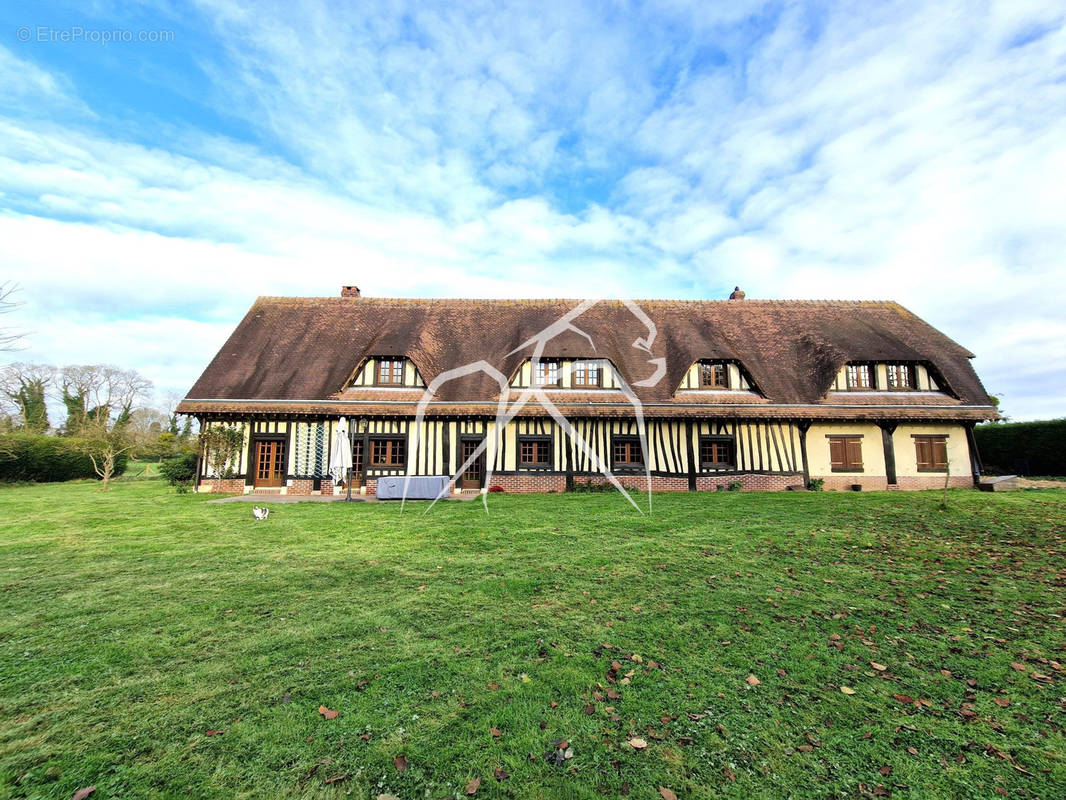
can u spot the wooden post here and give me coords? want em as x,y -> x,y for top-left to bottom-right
685,420 -> 696,491
798,421 -> 811,487
879,423 -> 898,485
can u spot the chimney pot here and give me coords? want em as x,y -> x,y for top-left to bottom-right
729,286 -> 746,300
341,285 -> 361,298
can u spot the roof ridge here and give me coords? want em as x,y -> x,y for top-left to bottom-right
254,296 -> 904,306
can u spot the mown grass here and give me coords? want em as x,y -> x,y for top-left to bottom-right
0,482 -> 1064,799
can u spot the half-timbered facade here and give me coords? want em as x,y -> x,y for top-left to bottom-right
178,288 -> 997,495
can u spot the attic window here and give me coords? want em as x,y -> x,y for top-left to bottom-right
376,359 -> 404,385
886,364 -> 916,391
700,362 -> 729,389
573,361 -> 601,388
845,364 -> 872,390
534,360 -> 560,387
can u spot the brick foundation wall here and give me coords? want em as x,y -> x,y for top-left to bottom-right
319,479 -> 334,496
896,475 -> 974,490
695,474 -> 804,492
820,475 -> 890,492
289,479 -> 313,496
573,475 -> 690,492
492,474 -> 567,493
199,478 -> 246,494
364,479 -> 377,497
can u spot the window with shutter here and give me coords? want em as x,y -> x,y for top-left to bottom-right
828,436 -> 863,472
914,435 -> 948,471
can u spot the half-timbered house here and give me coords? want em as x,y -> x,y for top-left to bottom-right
177,287 -> 997,495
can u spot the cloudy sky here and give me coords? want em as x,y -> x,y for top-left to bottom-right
1,0 -> 1063,420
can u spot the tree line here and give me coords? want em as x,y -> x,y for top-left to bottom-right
0,362 -> 196,488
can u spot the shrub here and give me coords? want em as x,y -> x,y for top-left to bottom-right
727,481 -> 744,492
807,478 -> 825,491
975,419 -> 1066,476
0,434 -> 129,483
158,453 -> 198,486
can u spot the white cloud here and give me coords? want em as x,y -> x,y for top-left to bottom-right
0,1 -> 1064,421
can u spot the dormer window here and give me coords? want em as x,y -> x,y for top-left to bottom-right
700,362 -> 729,389
376,358 -> 405,385
886,363 -> 915,391
845,364 -> 872,390
534,360 -> 560,387
347,357 -> 425,389
677,360 -> 756,393
572,361 -> 601,388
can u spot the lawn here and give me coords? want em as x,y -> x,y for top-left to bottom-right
0,482 -> 1064,799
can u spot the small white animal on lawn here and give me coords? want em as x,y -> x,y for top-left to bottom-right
252,506 -> 270,521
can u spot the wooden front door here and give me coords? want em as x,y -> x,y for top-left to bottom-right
459,438 -> 483,489
350,439 -> 364,488
254,439 -> 285,488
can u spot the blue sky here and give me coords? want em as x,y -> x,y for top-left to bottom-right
1,0 -> 1064,420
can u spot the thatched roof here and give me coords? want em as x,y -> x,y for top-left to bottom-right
178,297 -> 996,421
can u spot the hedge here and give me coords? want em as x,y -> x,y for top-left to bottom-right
0,434 -> 129,483
158,452 -> 197,486
974,419 -> 1066,476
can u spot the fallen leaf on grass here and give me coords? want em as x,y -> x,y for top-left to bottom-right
1010,662 -> 1027,672
494,767 -> 509,781
879,765 -> 892,776
1030,672 -> 1053,683
72,788 -> 96,800
993,697 -> 1010,707
318,706 -> 338,720
659,788 -> 677,800
465,777 -> 481,795
628,737 -> 648,749
394,755 -> 408,772
841,687 -> 856,695
871,662 -> 887,672
906,747 -> 918,756
490,727 -> 502,738
746,674 -> 761,686
584,704 -> 595,715
205,729 -> 224,736
324,774 -> 348,785
487,683 -> 499,691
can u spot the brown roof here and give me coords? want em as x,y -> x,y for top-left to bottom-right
179,297 -> 996,421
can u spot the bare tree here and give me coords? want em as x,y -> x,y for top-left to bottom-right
0,281 -> 25,351
69,366 -> 154,489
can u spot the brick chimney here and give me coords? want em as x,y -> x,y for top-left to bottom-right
341,285 -> 361,298
728,286 -> 746,300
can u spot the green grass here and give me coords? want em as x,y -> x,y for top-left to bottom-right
1,482 -> 1064,799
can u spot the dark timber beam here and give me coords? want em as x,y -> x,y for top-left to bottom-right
685,421 -> 697,491
797,421 -> 811,487
963,422 -> 982,484
879,422 -> 898,485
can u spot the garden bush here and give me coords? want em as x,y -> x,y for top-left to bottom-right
975,419 -> 1066,476
0,434 -> 129,483
158,452 -> 198,486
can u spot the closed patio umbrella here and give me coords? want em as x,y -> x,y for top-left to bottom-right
328,417 -> 352,490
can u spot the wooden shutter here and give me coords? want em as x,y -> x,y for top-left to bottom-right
829,436 -> 862,471
915,436 -> 948,470
829,437 -> 846,471
932,438 -> 948,469
915,438 -> 932,470
845,438 -> 863,470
